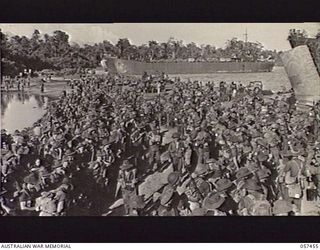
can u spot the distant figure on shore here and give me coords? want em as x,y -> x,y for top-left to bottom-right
41,83 -> 44,93
27,77 -> 31,87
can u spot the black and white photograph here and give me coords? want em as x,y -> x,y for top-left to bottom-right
1,23 -> 320,217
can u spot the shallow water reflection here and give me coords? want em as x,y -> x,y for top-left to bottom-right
1,92 -> 49,134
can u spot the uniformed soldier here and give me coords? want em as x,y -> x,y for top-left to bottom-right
167,132 -> 186,172
90,150 -> 109,187
203,192 -> 227,216
237,178 -> 270,216
272,198 -> 293,216
35,192 -> 57,216
155,172 -> 181,216
193,124 -> 212,165
14,183 -> 36,215
265,125 -> 281,165
283,156 -> 304,213
117,160 -> 139,215
101,139 -> 115,165
147,127 -> 161,172
213,178 -> 238,215
130,124 -> 147,167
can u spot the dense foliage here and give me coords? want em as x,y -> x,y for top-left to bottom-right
1,29 -> 282,76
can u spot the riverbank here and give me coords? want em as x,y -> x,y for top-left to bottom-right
1,79 -> 71,134
1,78 -> 72,99
1,67 -> 290,99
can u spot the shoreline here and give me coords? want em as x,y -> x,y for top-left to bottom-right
1,80 -> 71,134
0,75 -> 298,136
1,79 -> 72,99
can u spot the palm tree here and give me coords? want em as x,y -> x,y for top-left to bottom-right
137,44 -> 149,61
160,42 -> 169,60
148,40 -> 159,61
186,42 -> 201,60
116,38 -> 131,58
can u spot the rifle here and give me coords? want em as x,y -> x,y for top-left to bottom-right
131,131 -> 146,144
189,176 -> 204,200
181,170 -> 205,200
115,179 -> 122,198
140,192 -> 161,215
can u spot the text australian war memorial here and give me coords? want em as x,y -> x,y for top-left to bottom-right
0,25 -> 320,216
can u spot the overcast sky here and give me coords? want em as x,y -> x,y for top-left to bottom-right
0,23 -> 319,51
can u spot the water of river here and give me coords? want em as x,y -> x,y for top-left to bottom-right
1,92 -> 50,134
1,67 -> 291,134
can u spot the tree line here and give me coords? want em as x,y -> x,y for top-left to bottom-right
1,29 -> 282,76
